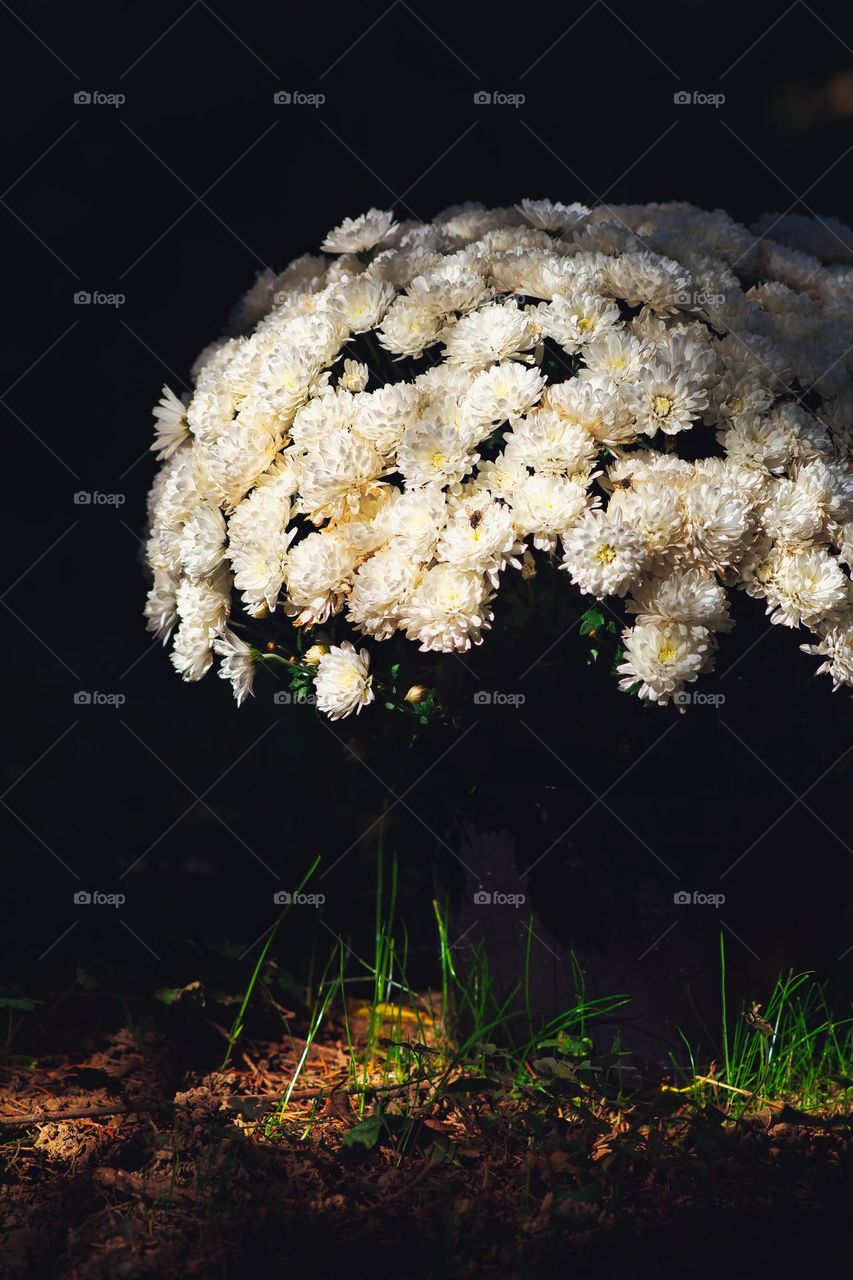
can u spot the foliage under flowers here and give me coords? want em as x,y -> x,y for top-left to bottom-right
143,199 -> 853,716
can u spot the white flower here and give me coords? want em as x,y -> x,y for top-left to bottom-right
400,564 -> 494,652
152,385 -> 190,460
765,547 -> 849,628
339,359 -> 369,393
537,292 -> 621,354
462,362 -> 545,426
441,300 -> 538,370
437,497 -> 524,586
627,569 -> 732,632
321,208 -> 398,254
330,276 -> 396,333
314,642 -> 374,719
214,628 -> 256,706
618,622 -> 713,704
561,509 -> 647,598
143,198 -> 853,713
377,295 -> 443,358
509,473 -> 590,552
284,530 -> 357,626
625,363 -> 709,436
801,619 -> 853,690
397,419 -> 479,490
518,198 -> 590,233
347,546 -> 422,639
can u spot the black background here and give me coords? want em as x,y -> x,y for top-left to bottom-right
3,0 -> 853,1049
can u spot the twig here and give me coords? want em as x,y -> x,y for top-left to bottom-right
0,1099 -> 173,1128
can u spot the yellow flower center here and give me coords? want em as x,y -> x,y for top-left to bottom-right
653,395 -> 673,418
658,645 -> 677,663
594,544 -> 617,564
431,451 -> 448,469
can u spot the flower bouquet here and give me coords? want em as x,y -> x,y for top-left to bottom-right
143,199 -> 853,719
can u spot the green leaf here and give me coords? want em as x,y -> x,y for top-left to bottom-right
0,997 -> 41,1011
341,1114 -> 385,1150
579,608 -> 605,637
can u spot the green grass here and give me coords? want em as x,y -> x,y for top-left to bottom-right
668,934 -> 853,1116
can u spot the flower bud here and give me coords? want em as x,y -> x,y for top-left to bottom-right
404,684 -> 429,704
304,644 -> 329,666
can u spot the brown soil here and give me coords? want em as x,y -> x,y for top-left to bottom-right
2,995 -> 851,1279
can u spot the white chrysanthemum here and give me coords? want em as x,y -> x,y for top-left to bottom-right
561,509 -> 647,598
314,642 -> 375,719
579,332 -> 647,386
538,292 -> 621,354
178,502 -> 227,580
284,530 -> 357,626
518,198 -> 590,233
625,363 -> 709,436
543,378 -> 637,446
617,622 -> 713,704
462,362 -> 545,427
509,473 -> 591,552
321,208 -> 398,254
437,497 -> 524,586
406,262 -> 491,315
171,570 -> 231,682
214,628 -> 256,706
346,546 -> 422,639
627,569 -> 732,632
765,547 -> 849,628
339,359 -> 369,393
144,199 -> 853,712
330,276 -> 396,333
298,429 -> 386,524
152,385 -> 190,460
397,419 -> 479,490
801,619 -> 853,690
681,482 -> 753,571
718,414 -> 796,474
441,300 -> 538,370
504,410 -> 598,477
352,382 -> 421,455
400,564 -> 494,652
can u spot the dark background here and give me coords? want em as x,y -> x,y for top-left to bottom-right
3,0 -> 853,1055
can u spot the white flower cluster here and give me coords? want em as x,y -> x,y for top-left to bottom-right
144,200 -> 853,714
